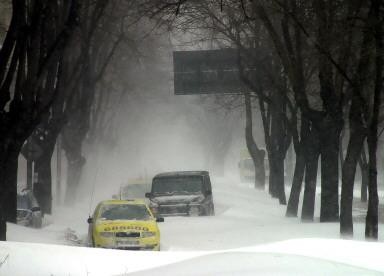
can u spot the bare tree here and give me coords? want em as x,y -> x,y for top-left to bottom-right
0,0 -> 80,240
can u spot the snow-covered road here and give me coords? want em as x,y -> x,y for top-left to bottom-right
7,177 -> 383,248
2,177 -> 384,275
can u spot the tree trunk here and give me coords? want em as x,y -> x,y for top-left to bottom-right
268,155 -> 277,197
359,156 -> 368,202
0,215 -> 5,241
301,126 -> 320,221
286,118 -> 310,217
33,135 -> 58,215
286,147 -> 306,217
340,96 -> 366,237
244,92 -> 265,189
34,154 -> 53,215
339,128 -> 345,179
0,137 -> 24,240
365,0 -> 382,240
365,135 -> 379,240
268,151 -> 286,204
62,116 -> 87,205
0,151 -> 19,222
319,118 -> 341,222
31,117 -> 65,214
268,107 -> 287,204
315,0 -> 343,223
275,153 -> 286,204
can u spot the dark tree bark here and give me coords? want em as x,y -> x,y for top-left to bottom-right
286,118 -> 309,217
339,0 -> 375,235
315,0 -> 343,223
319,117 -> 342,222
34,152 -> 54,215
0,124 -> 29,240
244,92 -> 266,189
365,0 -> 382,240
33,122 -> 63,215
286,149 -> 305,216
340,96 -> 366,236
269,151 -> 286,204
358,154 -> 368,202
267,87 -> 289,205
0,119 -> 35,241
301,125 -> 320,221
0,139 -> 23,222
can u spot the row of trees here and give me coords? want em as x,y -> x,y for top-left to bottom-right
0,0 -> 163,240
0,0 -> 81,240
0,0 -> 381,243
153,0 -> 383,240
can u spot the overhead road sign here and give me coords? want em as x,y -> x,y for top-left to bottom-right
173,48 -> 254,95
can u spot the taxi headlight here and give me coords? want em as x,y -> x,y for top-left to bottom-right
99,232 -> 114,238
142,231 -> 156,238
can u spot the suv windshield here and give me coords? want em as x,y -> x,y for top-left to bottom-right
152,176 -> 203,195
99,204 -> 152,221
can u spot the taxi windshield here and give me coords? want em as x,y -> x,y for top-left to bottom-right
99,204 -> 152,221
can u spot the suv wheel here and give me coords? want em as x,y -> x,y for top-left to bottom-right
189,206 -> 199,216
209,203 -> 215,216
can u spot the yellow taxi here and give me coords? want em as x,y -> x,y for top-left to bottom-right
87,199 -> 163,250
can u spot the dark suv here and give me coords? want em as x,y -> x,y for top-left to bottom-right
145,171 -> 215,217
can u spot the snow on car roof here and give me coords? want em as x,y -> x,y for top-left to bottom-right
154,171 -> 209,178
100,199 -> 146,205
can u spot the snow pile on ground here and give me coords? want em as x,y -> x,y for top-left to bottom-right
1,239 -> 384,275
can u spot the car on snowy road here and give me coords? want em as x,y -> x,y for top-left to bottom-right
16,189 -> 42,228
145,171 -> 215,217
112,178 -> 151,200
87,199 -> 163,251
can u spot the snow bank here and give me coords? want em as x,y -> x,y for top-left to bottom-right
1,239 -> 383,275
